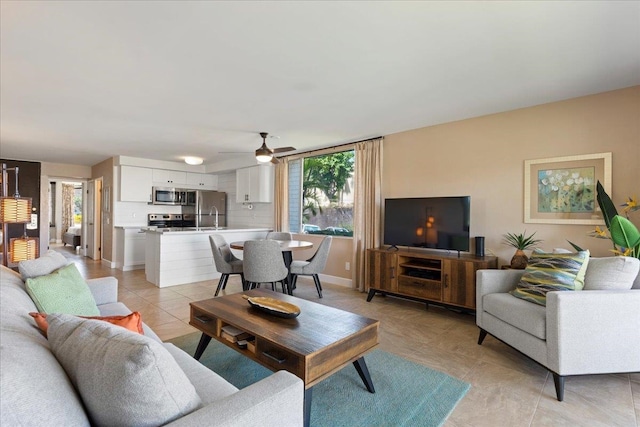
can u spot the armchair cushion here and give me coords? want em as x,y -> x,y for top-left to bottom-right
583,256 -> 639,290
510,250 -> 589,306
483,293 -> 547,339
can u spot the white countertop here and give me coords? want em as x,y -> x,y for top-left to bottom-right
143,227 -> 271,235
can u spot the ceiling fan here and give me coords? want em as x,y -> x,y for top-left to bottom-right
219,132 -> 296,164
254,132 -> 296,164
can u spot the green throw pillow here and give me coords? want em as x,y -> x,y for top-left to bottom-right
510,250 -> 590,306
25,263 -> 100,316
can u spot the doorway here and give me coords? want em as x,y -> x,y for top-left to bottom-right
84,178 -> 102,260
47,178 -> 102,260
48,180 -> 84,250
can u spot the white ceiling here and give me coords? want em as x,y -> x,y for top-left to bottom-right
1,1 -> 639,167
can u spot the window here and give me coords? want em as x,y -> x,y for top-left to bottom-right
288,150 -> 355,236
73,186 -> 82,225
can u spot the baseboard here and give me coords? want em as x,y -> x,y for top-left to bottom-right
101,259 -> 116,269
319,273 -> 352,288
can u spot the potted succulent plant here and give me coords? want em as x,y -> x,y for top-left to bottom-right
502,231 -> 542,269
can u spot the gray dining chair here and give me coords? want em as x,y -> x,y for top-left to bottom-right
209,234 -> 245,296
289,236 -> 332,298
266,231 -> 292,241
243,239 -> 289,293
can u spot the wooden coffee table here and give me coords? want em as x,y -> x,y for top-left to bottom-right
189,289 -> 379,427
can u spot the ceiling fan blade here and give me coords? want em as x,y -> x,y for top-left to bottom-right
272,146 -> 296,154
270,156 -> 280,164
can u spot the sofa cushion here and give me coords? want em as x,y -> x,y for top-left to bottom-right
18,250 -> 68,280
46,313 -> 202,426
25,263 -> 100,316
583,257 -> 640,290
164,343 -> 239,404
29,311 -> 144,336
483,292 -> 547,340
0,329 -> 91,426
510,250 -> 590,306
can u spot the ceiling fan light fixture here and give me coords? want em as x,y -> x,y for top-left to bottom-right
255,132 -> 274,162
184,156 -> 203,165
255,142 -> 273,163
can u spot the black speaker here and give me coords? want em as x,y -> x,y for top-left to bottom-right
475,236 -> 485,257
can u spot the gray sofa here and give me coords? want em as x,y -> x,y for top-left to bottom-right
476,256 -> 640,401
0,262 -> 304,426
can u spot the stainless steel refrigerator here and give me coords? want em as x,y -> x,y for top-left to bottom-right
182,191 -> 227,228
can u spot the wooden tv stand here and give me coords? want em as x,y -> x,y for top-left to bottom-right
366,248 -> 497,312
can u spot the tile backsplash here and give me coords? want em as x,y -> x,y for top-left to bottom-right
112,170 -> 274,229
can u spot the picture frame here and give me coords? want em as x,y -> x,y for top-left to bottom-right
524,152 -> 612,225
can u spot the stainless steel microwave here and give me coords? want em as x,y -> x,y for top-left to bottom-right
152,187 -> 194,205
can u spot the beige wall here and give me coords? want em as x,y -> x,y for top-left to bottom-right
292,233 -> 353,282
42,162 -> 91,179
384,86 -> 639,264
92,158 -> 115,264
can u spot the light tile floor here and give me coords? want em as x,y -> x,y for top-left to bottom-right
58,246 -> 639,426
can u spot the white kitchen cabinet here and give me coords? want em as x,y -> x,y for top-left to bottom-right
186,172 -> 218,189
116,227 -> 146,271
152,169 -> 187,186
119,166 -> 152,202
236,165 -> 274,203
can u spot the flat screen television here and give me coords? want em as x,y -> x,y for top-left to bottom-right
383,196 -> 471,252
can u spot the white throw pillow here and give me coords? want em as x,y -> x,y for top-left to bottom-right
583,257 -> 640,290
46,313 -> 201,426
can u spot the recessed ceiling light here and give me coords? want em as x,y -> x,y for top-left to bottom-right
184,157 -> 203,165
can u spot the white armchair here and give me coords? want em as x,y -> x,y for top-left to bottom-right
476,257 -> 640,401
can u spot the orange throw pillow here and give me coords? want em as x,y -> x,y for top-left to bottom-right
29,312 -> 144,336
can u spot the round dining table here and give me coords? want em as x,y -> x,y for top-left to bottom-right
230,239 -> 313,295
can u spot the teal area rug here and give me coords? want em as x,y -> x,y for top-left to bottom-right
169,333 -> 470,427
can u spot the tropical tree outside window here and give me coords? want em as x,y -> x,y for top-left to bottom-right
289,150 -> 355,236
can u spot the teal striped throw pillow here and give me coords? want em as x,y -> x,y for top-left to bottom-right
510,250 -> 590,306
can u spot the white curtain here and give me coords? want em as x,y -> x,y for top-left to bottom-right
351,138 -> 383,292
274,158 -> 289,232
61,184 -> 75,233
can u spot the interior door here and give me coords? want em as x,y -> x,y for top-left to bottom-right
85,181 -> 95,258
84,179 -> 102,260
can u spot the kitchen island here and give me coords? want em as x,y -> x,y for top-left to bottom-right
144,227 -> 271,287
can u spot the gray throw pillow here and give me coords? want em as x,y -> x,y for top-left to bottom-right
583,257 -> 640,290
18,250 -> 68,280
47,313 -> 202,426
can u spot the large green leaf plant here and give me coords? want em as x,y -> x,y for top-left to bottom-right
570,181 -> 640,258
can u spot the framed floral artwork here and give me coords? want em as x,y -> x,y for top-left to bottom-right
524,152 -> 612,224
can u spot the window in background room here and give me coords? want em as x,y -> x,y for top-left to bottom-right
73,185 -> 82,225
289,150 -> 355,236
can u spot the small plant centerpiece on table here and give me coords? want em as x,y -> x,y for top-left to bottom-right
570,182 -> 639,259
503,231 -> 543,269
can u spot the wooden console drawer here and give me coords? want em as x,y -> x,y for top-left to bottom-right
398,275 -> 442,300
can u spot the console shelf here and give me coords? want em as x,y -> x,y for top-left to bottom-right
366,248 -> 497,311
